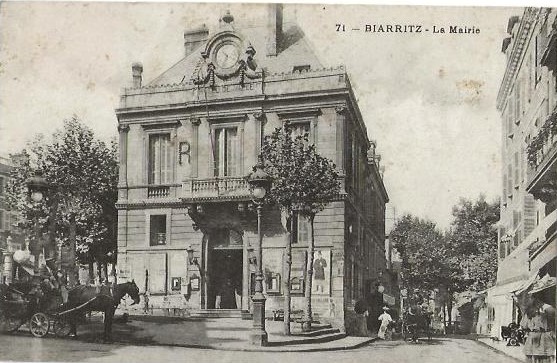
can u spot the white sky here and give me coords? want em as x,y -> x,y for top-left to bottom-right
0,2 -> 535,228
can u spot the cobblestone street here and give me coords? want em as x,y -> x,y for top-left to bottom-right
0,334 -> 522,363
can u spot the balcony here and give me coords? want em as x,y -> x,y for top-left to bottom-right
147,185 -> 170,198
180,177 -> 251,202
527,108 -> 557,205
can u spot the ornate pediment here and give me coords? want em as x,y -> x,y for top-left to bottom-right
191,18 -> 262,88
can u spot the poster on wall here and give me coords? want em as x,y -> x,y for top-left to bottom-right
312,249 -> 330,296
290,250 -> 307,295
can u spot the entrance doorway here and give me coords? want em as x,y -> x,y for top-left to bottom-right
207,229 -> 244,309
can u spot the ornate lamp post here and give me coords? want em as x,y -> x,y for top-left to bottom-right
26,170 -> 49,270
26,170 -> 48,202
247,159 -> 272,346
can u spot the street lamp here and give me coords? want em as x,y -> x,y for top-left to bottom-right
26,170 -> 48,202
246,159 -> 272,346
25,170 -> 49,271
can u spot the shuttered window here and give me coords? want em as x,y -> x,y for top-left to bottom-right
148,134 -> 172,184
213,127 -> 238,177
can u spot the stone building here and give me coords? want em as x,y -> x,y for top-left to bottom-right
487,7 -> 556,338
0,157 -> 14,240
115,5 -> 388,331
0,155 -> 26,283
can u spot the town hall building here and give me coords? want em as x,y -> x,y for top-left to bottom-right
115,5 -> 388,332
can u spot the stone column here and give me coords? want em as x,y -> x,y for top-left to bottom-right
242,235 -> 250,310
253,112 -> 265,158
310,117 -> 318,147
117,124 -> 130,199
238,122 -> 245,175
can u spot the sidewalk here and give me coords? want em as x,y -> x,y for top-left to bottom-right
70,315 -> 376,352
476,337 -> 525,362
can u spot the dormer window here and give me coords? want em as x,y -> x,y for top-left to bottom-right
293,65 -> 311,73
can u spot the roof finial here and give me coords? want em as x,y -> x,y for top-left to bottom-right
221,10 -> 234,24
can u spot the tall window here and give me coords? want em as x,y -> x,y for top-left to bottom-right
149,215 -> 167,246
148,134 -> 172,184
289,122 -> 310,141
213,127 -> 238,177
292,213 -> 310,244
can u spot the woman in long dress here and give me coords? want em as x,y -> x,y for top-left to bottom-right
521,299 -> 556,363
378,306 -> 393,340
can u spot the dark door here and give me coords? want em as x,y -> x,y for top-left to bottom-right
208,248 -> 243,309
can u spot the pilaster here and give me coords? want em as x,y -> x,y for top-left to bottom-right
335,106 -> 347,174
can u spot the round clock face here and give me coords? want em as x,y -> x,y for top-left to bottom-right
215,43 -> 240,69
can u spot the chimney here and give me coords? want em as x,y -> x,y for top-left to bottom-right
184,24 -> 209,57
131,62 -> 143,88
266,3 -> 283,57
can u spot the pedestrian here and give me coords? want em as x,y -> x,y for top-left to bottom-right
520,298 -> 556,363
365,283 -> 384,335
378,306 -> 393,340
56,270 -> 68,304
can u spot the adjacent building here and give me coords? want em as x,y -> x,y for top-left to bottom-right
0,155 -> 25,283
487,7 -> 557,338
114,5 -> 388,332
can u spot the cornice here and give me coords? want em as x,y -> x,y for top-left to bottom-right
497,8 -> 540,111
116,199 -> 184,210
276,108 -> 322,120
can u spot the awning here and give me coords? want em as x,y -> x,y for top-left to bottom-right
512,271 -> 542,295
17,264 -> 35,277
529,274 -> 556,295
487,279 -> 528,297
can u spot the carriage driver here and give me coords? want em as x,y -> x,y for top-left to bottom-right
41,267 -> 69,305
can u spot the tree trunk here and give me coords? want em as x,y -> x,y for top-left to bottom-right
283,209 -> 294,335
442,302 -> 447,331
68,214 -> 78,286
447,298 -> 453,325
303,213 -> 316,332
111,261 -> 117,284
97,261 -> 103,283
88,259 -> 95,284
48,200 -> 58,262
103,261 -> 109,282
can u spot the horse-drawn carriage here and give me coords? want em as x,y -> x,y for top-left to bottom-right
0,282 -> 72,337
401,310 -> 432,342
0,280 -> 140,341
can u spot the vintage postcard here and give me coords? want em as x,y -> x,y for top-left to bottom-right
0,2 -> 555,363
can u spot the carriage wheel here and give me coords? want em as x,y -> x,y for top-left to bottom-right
53,318 -> 72,337
0,314 -> 24,333
29,313 -> 50,338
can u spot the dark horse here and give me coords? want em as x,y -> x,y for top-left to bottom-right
62,281 -> 140,342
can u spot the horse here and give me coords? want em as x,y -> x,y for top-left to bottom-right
62,280 -> 140,342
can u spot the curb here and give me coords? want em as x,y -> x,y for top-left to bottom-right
108,336 -> 377,352
474,339 -> 525,363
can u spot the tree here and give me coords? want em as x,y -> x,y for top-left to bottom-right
447,196 -> 499,292
391,196 -> 499,328
390,215 -> 465,326
260,123 -> 340,334
6,116 -> 118,284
